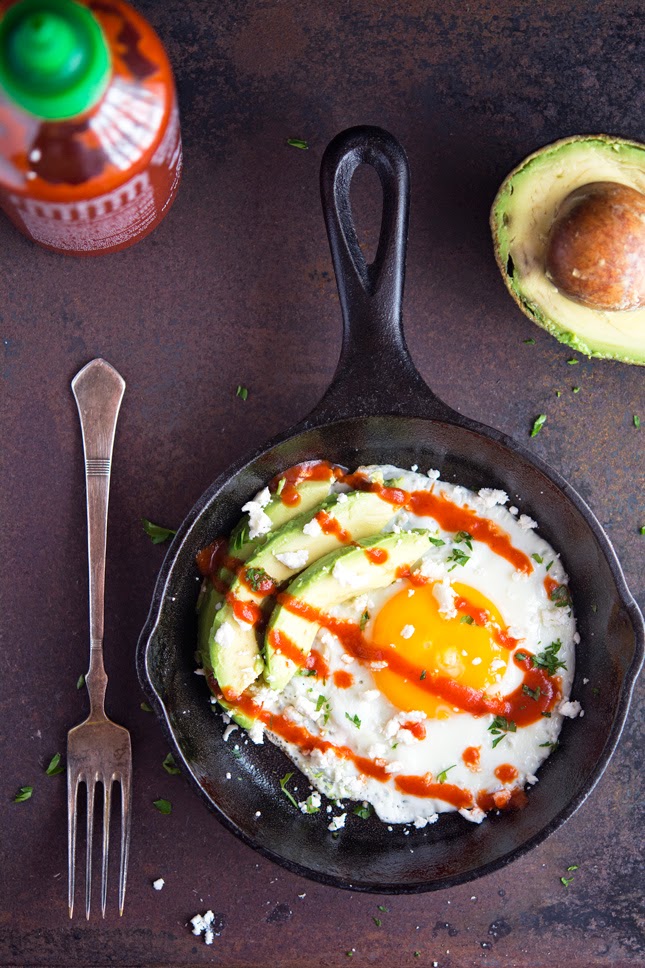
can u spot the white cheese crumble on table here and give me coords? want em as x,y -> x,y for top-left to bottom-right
152,878 -> 165,890
191,910 -> 216,944
241,499 -> 272,539
274,549 -> 309,569
303,517 -> 323,537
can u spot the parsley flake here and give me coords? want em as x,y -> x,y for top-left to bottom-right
460,614 -> 474,624
522,684 -> 541,701
454,530 -> 473,550
531,553 -> 543,564
142,519 -> 176,544
550,584 -> 572,608
377,905 -> 389,912
561,875 -> 574,887
488,716 -> 516,748
420,670 -> 427,680
45,753 -> 65,776
230,522 -> 250,552
567,864 -> 579,871
437,764 -> 456,783
447,547 -> 470,570
236,384 -> 249,400
532,639 -> 567,676
634,414 -> 641,429
245,565 -> 272,592
162,752 -> 181,775
76,673 -> 85,689
276,477 -> 286,495
373,917 -> 382,927
279,772 -> 298,809
286,137 -> 308,150
515,650 -> 529,662
345,712 -> 361,729
531,414 -> 547,437
360,609 -> 370,631
14,785 -> 33,802
567,358 -> 579,365
428,535 -> 445,547
153,798 -> 172,815
523,338 -> 536,344
353,803 -> 373,819
556,390 -> 562,397
640,526 -> 645,536
140,701 -> 153,713
573,386 -> 581,393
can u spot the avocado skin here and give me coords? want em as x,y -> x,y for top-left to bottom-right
491,134 -> 645,365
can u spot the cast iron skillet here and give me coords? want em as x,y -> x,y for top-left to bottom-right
138,126 -> 644,893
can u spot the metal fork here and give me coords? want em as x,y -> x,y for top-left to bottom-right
68,358 -> 132,919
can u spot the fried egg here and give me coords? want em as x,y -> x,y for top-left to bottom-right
222,465 -> 580,826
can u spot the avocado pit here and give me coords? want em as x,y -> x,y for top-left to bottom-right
545,181 -> 645,312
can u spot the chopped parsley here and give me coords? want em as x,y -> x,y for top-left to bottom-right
514,650 -> 529,662
142,519 -> 176,544
560,875 -> 574,887
640,526 -> 645,536
532,639 -> 567,676
573,386 -> 581,393
353,803 -> 373,819
567,864 -> 579,871
162,752 -> 181,775
634,414 -> 641,429
556,390 -> 562,397
279,773 -> 298,809
541,711 -> 552,718
299,668 -> 317,677
245,565 -> 271,592
523,338 -> 536,344
360,609 -> 370,631
286,137 -> 308,150
276,477 -> 286,495
488,716 -> 516,748
236,384 -> 248,400
420,670 -> 427,680
531,553 -> 543,564
345,712 -> 361,729
539,741 -> 558,748
522,684 -> 541,701
373,917 -> 382,927
14,785 -> 33,802
460,614 -> 474,625
454,530 -> 473,551
531,414 -> 547,437
566,358 -> 579,365
231,522 -> 250,552
377,905 -> 389,912
153,798 -> 172,815
303,794 -> 320,814
550,584 -> 572,608
428,535 -> 445,547
545,560 -> 554,571
140,701 -> 153,713
76,673 -> 85,689
45,753 -> 64,776
437,764 -> 456,783
447,547 -> 470,570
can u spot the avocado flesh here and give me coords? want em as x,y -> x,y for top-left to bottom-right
197,476 -> 336,680
264,530 -> 432,693
209,490 -> 397,700
491,135 -> 645,364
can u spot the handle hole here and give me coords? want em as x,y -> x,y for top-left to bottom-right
348,163 -> 384,268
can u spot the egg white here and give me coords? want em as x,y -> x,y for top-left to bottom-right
244,465 -> 580,826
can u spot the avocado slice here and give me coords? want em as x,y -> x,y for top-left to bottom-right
208,490 -> 398,700
264,530 -> 432,692
196,474 -> 336,662
491,134 -> 645,364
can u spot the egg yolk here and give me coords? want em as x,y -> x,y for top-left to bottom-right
371,582 -> 509,719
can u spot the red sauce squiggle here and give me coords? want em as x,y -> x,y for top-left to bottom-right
228,594 -> 262,627
401,720 -> 427,740
267,628 -> 306,667
316,509 -> 352,544
394,775 -> 473,809
269,460 -> 344,507
454,595 -> 520,652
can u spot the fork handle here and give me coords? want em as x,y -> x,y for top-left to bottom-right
72,360 -> 126,720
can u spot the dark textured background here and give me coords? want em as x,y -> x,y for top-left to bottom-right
1,0 -> 644,965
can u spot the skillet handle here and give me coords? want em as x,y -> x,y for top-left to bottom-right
303,125 -> 453,427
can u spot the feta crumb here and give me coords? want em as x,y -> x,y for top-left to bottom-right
384,761 -> 403,775
364,689 -> 380,702
340,653 -> 354,664
336,491 -> 349,503
410,464 -> 419,472
526,774 -> 539,785
225,772 -> 231,780
241,499 -> 272,539
214,622 -> 235,650
491,658 -> 506,671
194,668 -> 206,676
223,724 -> 238,742
328,812 -> 347,831
153,878 -> 165,890
583,677 -> 589,684
518,513 -> 538,531
400,624 -> 415,639
417,556 -> 445,581
433,578 -> 457,618
303,517 -> 323,537
248,719 -> 265,744
255,486 -> 271,508
509,506 -> 519,515
255,810 -> 261,817
471,657 -> 482,666
426,469 -> 440,480
369,660 -> 388,671
274,549 -> 309,570
574,632 -> 581,644
459,806 -> 486,824
298,893 -> 306,899
477,488 -> 509,508
559,699 -> 582,718
204,929 -> 214,945
332,559 -> 364,587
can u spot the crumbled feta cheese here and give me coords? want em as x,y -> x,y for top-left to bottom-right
241,500 -> 272,539
471,657 -> 482,666
526,774 -> 539,785
369,660 -> 388,671
477,488 -> 509,508
214,622 -> 235,650
274,549 -> 309,570
153,878 -> 165,890
400,624 -> 415,639
254,486 -> 271,508
336,491 -> 349,503
417,556 -> 445,581
303,517 -> 323,537
491,658 -> 506,671
426,469 -> 440,480
328,812 -> 346,831
204,929 -> 214,945
410,464 -> 419,472
248,719 -> 265,744
225,772 -> 231,780
332,559 -> 364,587
194,668 -> 206,676
384,761 -> 403,775
233,614 -> 253,632
583,677 -> 589,684
459,806 -> 486,824
299,791 -> 322,814
559,699 -> 582,718
223,724 -> 238,742
413,814 -> 438,828
574,632 -> 581,644
255,810 -> 261,817
433,578 -> 457,618
364,690 -> 380,702
518,514 -> 538,531
340,653 -> 354,664
509,506 -> 519,515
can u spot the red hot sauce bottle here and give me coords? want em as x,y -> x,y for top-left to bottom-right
0,0 -> 182,255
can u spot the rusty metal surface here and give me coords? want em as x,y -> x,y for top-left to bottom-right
1,0 -> 643,965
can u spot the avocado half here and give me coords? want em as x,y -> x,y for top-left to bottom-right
491,134 -> 645,365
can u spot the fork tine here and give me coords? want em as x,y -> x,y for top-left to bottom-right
118,772 -> 132,916
67,772 -> 80,919
101,776 -> 112,918
85,778 -> 96,920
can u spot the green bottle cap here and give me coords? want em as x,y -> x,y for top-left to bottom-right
0,0 -> 110,120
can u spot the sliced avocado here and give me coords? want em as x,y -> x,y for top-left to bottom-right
217,697 -> 255,731
209,490 -> 397,699
197,473 -> 336,664
491,134 -> 645,364
264,530 -> 432,692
